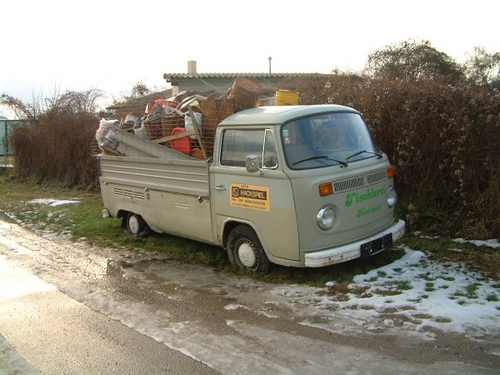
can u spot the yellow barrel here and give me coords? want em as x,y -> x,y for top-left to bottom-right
274,90 -> 299,106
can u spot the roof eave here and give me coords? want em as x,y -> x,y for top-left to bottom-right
163,72 -> 327,84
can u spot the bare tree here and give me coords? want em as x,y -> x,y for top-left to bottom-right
465,47 -> 500,90
2,88 -> 103,120
125,81 -> 151,99
365,39 -> 464,83
0,93 -> 41,120
44,89 -> 103,115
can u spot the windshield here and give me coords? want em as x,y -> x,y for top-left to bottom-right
281,112 -> 380,170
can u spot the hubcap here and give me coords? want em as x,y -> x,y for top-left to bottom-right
238,242 -> 256,268
128,216 -> 140,234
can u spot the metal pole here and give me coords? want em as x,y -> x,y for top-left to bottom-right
268,57 -> 272,74
3,121 -> 6,168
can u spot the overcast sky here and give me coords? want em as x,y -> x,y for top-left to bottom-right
1,0 -> 499,116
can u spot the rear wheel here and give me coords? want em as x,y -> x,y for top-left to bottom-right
227,225 -> 271,273
123,212 -> 150,237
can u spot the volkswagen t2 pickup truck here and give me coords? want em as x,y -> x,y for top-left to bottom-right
98,105 -> 405,272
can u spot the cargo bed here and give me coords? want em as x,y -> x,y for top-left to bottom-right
98,155 -> 210,197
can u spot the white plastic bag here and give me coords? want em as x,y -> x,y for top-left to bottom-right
184,112 -> 203,139
95,119 -> 120,151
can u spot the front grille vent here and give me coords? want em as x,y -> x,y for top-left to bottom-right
114,188 -> 146,200
367,170 -> 387,184
333,177 -> 365,193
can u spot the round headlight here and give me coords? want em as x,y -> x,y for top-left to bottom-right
387,187 -> 397,208
316,206 -> 336,230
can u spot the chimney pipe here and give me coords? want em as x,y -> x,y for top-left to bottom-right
268,56 -> 272,74
187,60 -> 197,75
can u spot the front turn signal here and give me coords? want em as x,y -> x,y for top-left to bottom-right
387,166 -> 395,179
319,183 -> 333,196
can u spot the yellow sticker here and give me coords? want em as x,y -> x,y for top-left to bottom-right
230,184 -> 270,212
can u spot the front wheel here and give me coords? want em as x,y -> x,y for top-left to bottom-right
227,225 -> 271,273
122,212 -> 150,238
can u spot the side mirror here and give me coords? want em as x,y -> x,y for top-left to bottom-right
245,155 -> 260,173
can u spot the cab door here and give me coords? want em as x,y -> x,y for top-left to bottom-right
212,127 -> 300,262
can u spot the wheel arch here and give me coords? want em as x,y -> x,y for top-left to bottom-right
222,219 -> 262,250
221,218 -> 304,269
117,209 -> 128,219
225,221 -> 272,273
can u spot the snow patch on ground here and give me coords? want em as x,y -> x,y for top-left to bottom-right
268,247 -> 500,341
453,238 -> 500,249
28,198 -> 81,207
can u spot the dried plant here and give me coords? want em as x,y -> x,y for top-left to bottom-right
10,89 -> 101,189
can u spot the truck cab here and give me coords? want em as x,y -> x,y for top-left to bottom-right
212,105 -> 405,272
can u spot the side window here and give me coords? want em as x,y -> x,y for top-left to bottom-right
220,129 -> 278,169
220,129 -> 265,167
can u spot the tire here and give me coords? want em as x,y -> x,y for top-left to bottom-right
227,225 -> 271,273
123,212 -> 150,238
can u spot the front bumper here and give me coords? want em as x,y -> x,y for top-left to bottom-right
304,219 -> 406,268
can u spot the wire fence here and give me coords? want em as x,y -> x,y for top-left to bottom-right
101,77 -> 301,160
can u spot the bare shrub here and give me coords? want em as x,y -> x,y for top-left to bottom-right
10,90 -> 101,189
363,79 -> 499,237
283,73 -> 500,238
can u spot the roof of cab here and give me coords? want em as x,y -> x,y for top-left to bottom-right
218,105 -> 359,126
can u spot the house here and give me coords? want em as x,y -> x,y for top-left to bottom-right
164,60 -> 316,96
108,60 -> 326,120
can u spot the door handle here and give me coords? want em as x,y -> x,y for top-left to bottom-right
214,185 -> 226,192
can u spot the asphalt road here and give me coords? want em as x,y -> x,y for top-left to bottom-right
0,246 -> 216,374
1,219 -> 499,374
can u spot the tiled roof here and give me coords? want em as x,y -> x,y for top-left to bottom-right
163,72 -> 325,83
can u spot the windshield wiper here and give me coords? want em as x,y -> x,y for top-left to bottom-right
345,150 -> 383,161
293,155 -> 348,167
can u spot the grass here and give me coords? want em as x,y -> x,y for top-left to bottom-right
487,294 -> 499,302
1,169 -> 498,286
417,272 -> 435,281
465,283 -> 480,299
425,282 -> 436,292
395,281 -> 413,290
402,232 -> 500,280
0,170 -> 405,286
1,155 -> 13,167
450,284 -> 481,300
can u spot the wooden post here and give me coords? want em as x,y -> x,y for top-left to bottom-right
188,106 -> 207,160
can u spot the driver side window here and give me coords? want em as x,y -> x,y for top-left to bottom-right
220,129 -> 278,169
